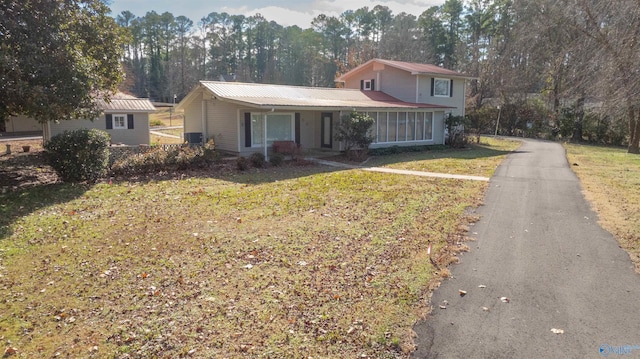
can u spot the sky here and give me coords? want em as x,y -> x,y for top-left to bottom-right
108,0 -> 446,29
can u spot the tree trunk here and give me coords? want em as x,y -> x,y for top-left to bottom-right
628,106 -> 640,154
572,96 -> 585,142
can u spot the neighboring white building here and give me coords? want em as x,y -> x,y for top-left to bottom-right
2,93 -> 156,146
176,59 -> 474,156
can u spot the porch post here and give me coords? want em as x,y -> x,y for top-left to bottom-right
263,114 -> 268,160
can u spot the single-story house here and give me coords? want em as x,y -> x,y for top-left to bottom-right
176,59 -> 474,156
2,93 -> 156,146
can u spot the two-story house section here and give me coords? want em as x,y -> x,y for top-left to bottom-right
335,58 -> 473,118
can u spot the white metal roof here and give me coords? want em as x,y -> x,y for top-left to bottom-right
196,81 -> 450,110
97,92 -> 156,112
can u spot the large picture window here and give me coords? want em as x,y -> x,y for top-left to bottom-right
251,113 -> 294,147
370,111 -> 435,143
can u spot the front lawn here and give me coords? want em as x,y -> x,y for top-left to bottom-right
366,137 -> 521,177
565,143 -> 640,271
0,138 -> 518,358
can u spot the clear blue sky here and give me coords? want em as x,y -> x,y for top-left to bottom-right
108,0 -> 445,29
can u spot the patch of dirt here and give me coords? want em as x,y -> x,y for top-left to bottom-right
0,140 -> 60,192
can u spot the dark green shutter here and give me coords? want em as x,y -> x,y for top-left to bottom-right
371,79 -> 375,91
106,114 -> 113,129
244,112 -> 251,147
127,114 -> 134,129
295,113 -> 301,145
449,80 -> 454,97
360,79 -> 364,90
430,78 -> 435,97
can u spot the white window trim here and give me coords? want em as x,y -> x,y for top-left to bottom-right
433,78 -> 451,97
364,80 -> 373,91
250,112 -> 295,148
113,114 -> 127,129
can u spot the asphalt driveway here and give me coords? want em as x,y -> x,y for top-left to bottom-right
412,139 -> 640,358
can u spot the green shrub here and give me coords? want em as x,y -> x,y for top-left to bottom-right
334,112 -> 375,161
249,152 -> 266,168
269,152 -> 285,167
149,119 -> 164,126
236,156 -> 250,171
44,128 -> 110,183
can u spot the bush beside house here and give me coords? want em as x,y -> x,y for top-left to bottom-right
44,129 -> 111,183
334,112 -> 375,161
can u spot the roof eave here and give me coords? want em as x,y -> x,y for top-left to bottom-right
411,71 -> 478,80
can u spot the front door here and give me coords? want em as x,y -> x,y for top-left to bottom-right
321,113 -> 333,148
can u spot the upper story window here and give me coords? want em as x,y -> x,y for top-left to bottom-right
433,78 -> 451,97
360,79 -> 375,91
113,114 -> 127,129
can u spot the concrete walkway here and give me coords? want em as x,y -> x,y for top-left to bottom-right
150,130 -> 181,139
308,158 -> 490,181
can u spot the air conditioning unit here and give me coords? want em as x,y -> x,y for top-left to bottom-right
184,132 -> 203,144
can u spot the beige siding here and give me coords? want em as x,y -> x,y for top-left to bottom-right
417,75 -> 466,116
433,111 -> 445,144
343,67 -> 378,90
183,91 -> 204,134
207,100 -> 239,152
49,113 -> 150,145
4,115 -> 41,132
378,66 -> 416,103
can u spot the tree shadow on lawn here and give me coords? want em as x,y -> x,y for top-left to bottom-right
111,142 -> 526,187
112,160 -> 345,186
0,183 -> 90,240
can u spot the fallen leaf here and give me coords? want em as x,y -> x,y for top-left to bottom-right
478,285 -> 487,288
4,347 -> 18,356
439,305 -> 447,309
550,328 -> 564,334
236,218 -> 242,223
459,290 -> 467,297
499,297 -> 510,303
243,264 -> 253,269
482,306 -> 490,312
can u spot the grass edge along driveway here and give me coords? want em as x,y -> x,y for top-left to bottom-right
565,143 -> 640,272
0,138 -> 520,358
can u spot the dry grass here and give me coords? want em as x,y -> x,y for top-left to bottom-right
150,133 -> 183,145
150,107 -> 183,128
0,138 -> 520,358
565,143 -> 640,271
